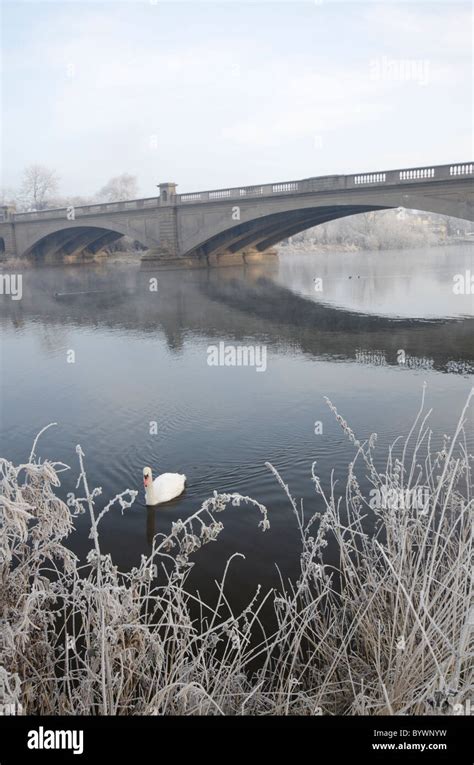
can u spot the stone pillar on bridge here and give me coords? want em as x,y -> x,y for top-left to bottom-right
0,206 -> 14,221
147,182 -> 179,259
158,182 -> 177,205
0,207 -> 17,258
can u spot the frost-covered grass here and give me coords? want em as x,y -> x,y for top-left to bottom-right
1,387 -> 472,716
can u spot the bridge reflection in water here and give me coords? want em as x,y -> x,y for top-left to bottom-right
1,246 -> 473,599
2,247 -> 473,374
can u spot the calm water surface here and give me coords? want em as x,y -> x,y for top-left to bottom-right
1,245 -> 473,605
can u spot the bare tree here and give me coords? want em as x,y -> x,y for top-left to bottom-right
49,194 -> 93,209
96,173 -> 138,203
19,165 -> 59,210
0,187 -> 17,209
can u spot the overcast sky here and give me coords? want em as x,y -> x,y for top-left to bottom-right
2,0 -> 472,198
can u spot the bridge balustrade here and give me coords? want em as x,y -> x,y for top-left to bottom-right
353,172 -> 387,184
450,163 -> 473,175
272,182 -> 299,193
11,197 -> 160,220
399,168 -> 435,180
7,162 -> 473,221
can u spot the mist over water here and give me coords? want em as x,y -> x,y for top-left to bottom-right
277,246 -> 474,319
1,244 -> 473,607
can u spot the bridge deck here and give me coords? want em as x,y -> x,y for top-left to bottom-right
4,162 -> 472,223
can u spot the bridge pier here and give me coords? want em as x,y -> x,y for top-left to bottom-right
141,246 -> 278,270
0,225 -> 16,259
0,208 -> 17,259
155,182 -> 179,257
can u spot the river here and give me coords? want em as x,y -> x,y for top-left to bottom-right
1,244 -> 473,608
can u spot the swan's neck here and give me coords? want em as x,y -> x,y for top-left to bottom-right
145,476 -> 156,505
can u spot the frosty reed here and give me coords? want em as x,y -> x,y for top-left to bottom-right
1,386 -> 472,715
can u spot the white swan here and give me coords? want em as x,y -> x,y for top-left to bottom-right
143,466 -> 186,505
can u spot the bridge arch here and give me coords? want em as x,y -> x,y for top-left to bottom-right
21,222 -> 147,261
182,204 -> 392,258
178,172 -> 474,259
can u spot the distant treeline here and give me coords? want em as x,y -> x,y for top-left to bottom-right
282,209 -> 474,251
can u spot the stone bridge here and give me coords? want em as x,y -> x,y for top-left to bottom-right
0,161 -> 472,266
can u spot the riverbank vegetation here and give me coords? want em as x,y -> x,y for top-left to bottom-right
281,208 -> 474,253
1,165 -> 138,212
1,388 -> 472,715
